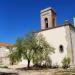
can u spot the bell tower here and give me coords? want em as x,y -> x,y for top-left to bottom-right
40,7 -> 56,30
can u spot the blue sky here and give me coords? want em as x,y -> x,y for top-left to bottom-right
0,0 -> 75,44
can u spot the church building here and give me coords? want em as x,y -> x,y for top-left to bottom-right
38,7 -> 75,67
0,7 -> 75,68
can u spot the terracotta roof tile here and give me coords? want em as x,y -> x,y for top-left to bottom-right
0,43 -> 14,47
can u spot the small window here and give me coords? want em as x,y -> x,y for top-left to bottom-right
59,45 -> 64,53
45,18 -> 48,28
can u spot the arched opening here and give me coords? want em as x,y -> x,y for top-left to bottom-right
59,45 -> 64,53
45,18 -> 48,28
52,18 -> 55,27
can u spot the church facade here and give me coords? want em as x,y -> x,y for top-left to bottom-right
37,7 -> 75,67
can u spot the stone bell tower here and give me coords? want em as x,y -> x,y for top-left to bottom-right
40,7 -> 56,30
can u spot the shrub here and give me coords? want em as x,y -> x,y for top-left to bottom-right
52,64 -> 59,69
45,57 -> 52,68
33,63 -> 42,68
62,57 -> 70,69
33,57 -> 52,68
0,64 -> 8,68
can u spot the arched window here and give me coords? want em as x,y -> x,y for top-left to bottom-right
45,18 -> 48,28
59,45 -> 64,53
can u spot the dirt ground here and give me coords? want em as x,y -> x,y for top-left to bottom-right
0,68 -> 75,75
17,69 -> 55,75
0,68 -> 56,75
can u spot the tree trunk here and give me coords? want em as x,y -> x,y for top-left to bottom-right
27,59 -> 30,68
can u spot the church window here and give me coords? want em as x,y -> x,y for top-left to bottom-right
59,45 -> 64,53
45,18 -> 48,28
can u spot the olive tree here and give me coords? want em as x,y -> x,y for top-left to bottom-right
9,38 -> 23,65
9,32 -> 55,68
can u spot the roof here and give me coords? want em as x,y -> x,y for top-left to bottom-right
36,24 -> 75,33
40,7 -> 56,14
0,43 -> 14,47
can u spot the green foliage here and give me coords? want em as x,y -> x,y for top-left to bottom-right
0,65 -> 8,68
9,38 -> 23,65
45,57 -> 52,67
33,34 -> 55,65
15,38 -> 23,60
9,51 -> 19,65
0,63 -> 8,68
62,57 -> 70,69
9,32 -> 55,68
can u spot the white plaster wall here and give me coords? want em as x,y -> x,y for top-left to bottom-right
64,26 -> 73,65
0,26 -> 73,67
0,47 -> 10,65
38,26 -> 69,66
70,29 -> 75,65
18,26 -> 71,67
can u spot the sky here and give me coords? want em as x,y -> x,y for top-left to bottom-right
0,0 -> 75,44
